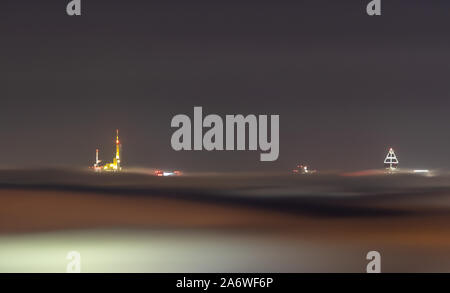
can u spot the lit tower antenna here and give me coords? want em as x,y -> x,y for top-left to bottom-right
96,149 -> 100,165
384,147 -> 399,171
115,129 -> 121,170
93,148 -> 102,172
102,129 -> 122,172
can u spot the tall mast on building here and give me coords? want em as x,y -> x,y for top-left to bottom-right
115,129 -> 121,170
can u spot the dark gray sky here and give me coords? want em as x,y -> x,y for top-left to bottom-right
1,0 -> 449,172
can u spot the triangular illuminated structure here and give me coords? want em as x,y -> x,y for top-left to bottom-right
384,148 -> 399,170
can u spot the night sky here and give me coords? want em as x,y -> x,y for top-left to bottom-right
1,0 -> 449,172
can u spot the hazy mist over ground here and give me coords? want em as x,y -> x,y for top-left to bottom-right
1,168 -> 450,272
